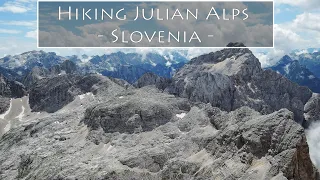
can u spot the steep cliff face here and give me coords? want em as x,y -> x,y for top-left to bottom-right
134,72 -> 172,90
28,74 -> 123,113
23,60 -> 79,89
0,97 -> 10,114
165,48 -> 312,124
0,74 -> 27,98
0,74 -> 27,114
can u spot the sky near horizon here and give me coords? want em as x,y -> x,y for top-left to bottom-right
0,0 -> 320,67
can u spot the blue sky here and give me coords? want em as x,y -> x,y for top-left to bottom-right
0,0 -> 320,66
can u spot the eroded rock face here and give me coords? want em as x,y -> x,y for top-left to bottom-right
22,67 -> 50,89
304,93 -> 320,125
167,48 -> 312,123
0,97 -> 10,114
208,107 -> 318,179
0,74 -> 27,98
29,74 -> 124,113
23,60 -> 78,89
134,72 -> 172,90
60,60 -> 78,74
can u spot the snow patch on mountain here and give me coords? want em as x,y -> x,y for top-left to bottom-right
309,75 -> 315,79
16,105 -> 25,121
284,64 -> 290,74
176,113 -> 186,119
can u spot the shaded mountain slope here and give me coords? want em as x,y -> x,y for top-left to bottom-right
268,55 -> 320,93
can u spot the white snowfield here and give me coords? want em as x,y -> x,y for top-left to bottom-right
0,93 -> 96,137
176,113 -> 186,119
0,97 -> 31,136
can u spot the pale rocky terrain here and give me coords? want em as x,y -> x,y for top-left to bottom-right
0,46 -> 319,179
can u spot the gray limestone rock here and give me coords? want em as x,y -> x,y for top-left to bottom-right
29,74 -> 125,113
304,93 -> 320,125
0,96 -> 10,114
134,72 -> 172,90
0,74 -> 27,98
83,87 -> 191,134
167,48 -> 312,123
0,85 -> 318,180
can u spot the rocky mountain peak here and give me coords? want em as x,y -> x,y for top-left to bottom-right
276,55 -> 293,66
190,47 -> 253,65
180,46 -> 261,84
226,42 -> 246,47
166,49 -> 311,124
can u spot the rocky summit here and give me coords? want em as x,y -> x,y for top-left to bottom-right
165,48 -> 312,125
0,47 -> 320,179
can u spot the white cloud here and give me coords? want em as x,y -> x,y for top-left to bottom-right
252,49 -> 286,67
255,20 -> 320,66
292,13 -> 320,32
0,0 -> 36,13
276,0 -> 320,9
0,4 -> 28,13
273,24 -> 311,51
25,30 -> 37,39
0,20 -> 36,28
307,121 -> 320,169
0,28 -> 21,34
0,37 -> 36,57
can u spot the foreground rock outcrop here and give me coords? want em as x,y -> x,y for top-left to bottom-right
0,85 -> 318,179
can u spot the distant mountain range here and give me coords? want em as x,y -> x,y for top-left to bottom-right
290,50 -> 320,78
267,55 -> 320,93
1,48 -> 320,94
0,51 -> 188,84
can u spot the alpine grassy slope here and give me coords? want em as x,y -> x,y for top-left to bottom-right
0,45 -> 320,179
